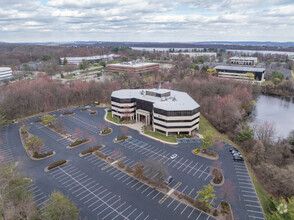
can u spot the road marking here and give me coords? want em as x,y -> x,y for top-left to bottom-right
159,182 -> 182,204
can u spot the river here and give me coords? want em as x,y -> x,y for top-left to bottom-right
249,95 -> 294,138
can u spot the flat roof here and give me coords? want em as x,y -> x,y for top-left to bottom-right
0,67 -> 12,71
62,54 -> 119,61
111,89 -> 199,111
215,65 -> 265,73
108,62 -> 158,68
229,56 -> 257,61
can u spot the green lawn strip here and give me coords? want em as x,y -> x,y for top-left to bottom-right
143,127 -> 177,143
86,67 -> 103,72
106,111 -> 121,124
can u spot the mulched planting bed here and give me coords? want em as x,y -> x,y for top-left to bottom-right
62,112 -> 74,115
69,138 -> 89,148
116,136 -> 128,141
47,160 -> 67,170
81,145 -> 103,155
211,168 -> 224,185
81,108 -> 88,111
33,151 -> 54,159
90,111 -> 97,115
34,119 -> 42,123
100,128 -> 112,135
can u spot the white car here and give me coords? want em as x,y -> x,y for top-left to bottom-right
170,154 -> 178,159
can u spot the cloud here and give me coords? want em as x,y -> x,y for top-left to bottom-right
0,0 -> 293,42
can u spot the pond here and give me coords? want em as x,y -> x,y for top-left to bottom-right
249,95 -> 294,138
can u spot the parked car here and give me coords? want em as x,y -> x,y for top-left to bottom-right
233,156 -> 244,161
194,149 -> 200,154
170,154 -> 177,159
228,147 -> 237,152
165,176 -> 174,185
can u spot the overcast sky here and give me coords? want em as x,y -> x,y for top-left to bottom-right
0,0 -> 293,43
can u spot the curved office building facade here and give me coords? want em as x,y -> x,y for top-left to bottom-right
111,89 -> 200,136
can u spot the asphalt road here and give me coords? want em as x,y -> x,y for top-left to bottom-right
0,107 -> 265,220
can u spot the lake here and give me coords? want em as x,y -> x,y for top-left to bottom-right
249,95 -> 294,138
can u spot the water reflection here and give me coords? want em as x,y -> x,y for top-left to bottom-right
249,95 -> 294,138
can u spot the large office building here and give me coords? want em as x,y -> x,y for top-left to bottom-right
61,54 -> 120,65
111,89 -> 200,136
107,61 -> 159,74
229,57 -> 258,65
0,67 -> 13,82
215,65 -> 265,82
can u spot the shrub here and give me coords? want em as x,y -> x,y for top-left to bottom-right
182,194 -> 195,204
220,201 -> 230,214
81,108 -> 88,111
117,161 -> 125,168
20,124 -> 29,134
125,165 -> 133,173
108,109 -> 111,112
185,134 -> 192,138
101,128 -> 111,135
178,193 -> 183,199
107,157 -> 115,163
177,134 -> 184,138
94,151 -> 107,159
62,112 -> 74,115
48,160 -> 66,170
90,111 -> 97,115
33,151 -> 53,158
69,138 -> 89,147
213,209 -> 218,216
81,146 -> 103,155
116,136 -> 128,141
193,200 -> 210,213
41,115 -> 56,126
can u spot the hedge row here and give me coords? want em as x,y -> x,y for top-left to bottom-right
117,136 -> 128,141
69,138 -> 89,147
33,151 -> 53,158
48,160 -> 66,170
81,145 -> 103,155
101,128 -> 111,135
62,112 -> 74,115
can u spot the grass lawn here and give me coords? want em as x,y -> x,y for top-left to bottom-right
85,67 -> 103,73
143,127 -> 177,143
106,111 -> 121,124
63,73 -> 75,79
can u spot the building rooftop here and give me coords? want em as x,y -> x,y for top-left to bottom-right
0,67 -> 12,71
62,54 -> 119,61
111,89 -> 199,111
229,56 -> 258,61
108,61 -> 158,68
215,65 -> 265,73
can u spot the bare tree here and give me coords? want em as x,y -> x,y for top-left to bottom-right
144,158 -> 169,186
254,121 -> 276,147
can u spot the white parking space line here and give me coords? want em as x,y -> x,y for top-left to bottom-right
193,164 -> 203,176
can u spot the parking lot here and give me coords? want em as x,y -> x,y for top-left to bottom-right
0,106 -> 265,220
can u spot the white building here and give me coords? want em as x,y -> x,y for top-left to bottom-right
111,89 -> 200,136
0,67 -> 13,82
61,54 -> 120,65
229,57 -> 258,65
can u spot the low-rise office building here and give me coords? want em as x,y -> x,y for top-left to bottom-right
61,54 -> 120,65
0,67 -> 13,82
107,61 -> 159,74
111,89 -> 200,136
215,65 -> 265,82
229,57 -> 258,65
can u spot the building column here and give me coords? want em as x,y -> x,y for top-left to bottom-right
166,131 -> 168,136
